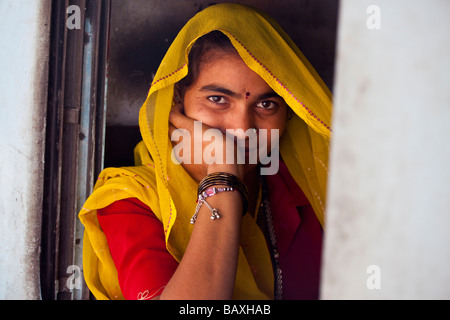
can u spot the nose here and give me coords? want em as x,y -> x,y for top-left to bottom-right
223,105 -> 255,140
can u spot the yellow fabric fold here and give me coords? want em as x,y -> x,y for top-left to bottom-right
79,3 -> 332,300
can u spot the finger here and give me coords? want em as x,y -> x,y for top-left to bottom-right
168,122 -> 178,137
169,103 -> 195,131
170,101 -> 184,114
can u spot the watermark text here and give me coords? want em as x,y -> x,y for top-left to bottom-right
67,5 -> 81,30
366,264 -> 381,289
367,5 -> 381,30
171,121 -> 279,175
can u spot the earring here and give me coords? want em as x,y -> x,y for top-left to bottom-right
173,95 -> 182,104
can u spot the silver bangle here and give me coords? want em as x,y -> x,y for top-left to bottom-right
190,187 -> 234,224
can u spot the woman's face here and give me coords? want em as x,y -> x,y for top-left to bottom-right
182,49 -> 288,169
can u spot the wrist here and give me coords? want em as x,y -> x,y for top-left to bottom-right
207,163 -> 244,180
197,171 -> 249,217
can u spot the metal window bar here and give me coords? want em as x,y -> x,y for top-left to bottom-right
41,0 -> 111,300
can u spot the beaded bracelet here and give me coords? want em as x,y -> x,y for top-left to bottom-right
190,173 -> 249,224
197,172 -> 249,215
190,186 -> 234,224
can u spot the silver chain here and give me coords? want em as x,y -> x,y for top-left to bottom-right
260,179 -> 283,300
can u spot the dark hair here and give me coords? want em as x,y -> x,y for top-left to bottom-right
174,31 -> 237,99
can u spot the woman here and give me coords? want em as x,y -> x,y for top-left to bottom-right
79,3 -> 332,300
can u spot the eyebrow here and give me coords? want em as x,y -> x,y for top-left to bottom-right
200,84 -> 282,101
256,91 -> 282,101
200,85 -> 240,98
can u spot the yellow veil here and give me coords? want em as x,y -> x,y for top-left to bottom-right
79,3 -> 332,300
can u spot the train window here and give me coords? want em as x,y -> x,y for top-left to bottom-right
42,0 -> 338,300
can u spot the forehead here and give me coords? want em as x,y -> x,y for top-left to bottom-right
194,50 -> 272,93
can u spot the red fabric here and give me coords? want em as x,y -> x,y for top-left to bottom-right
98,164 -> 322,300
97,198 -> 178,300
266,161 -> 323,300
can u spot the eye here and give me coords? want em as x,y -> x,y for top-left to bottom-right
256,100 -> 278,110
207,96 -> 227,104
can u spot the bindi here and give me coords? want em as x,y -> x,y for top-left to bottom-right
245,92 -> 251,100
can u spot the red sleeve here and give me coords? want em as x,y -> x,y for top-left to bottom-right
97,198 -> 178,300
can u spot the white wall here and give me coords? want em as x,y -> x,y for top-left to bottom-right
321,0 -> 450,299
0,0 -> 51,299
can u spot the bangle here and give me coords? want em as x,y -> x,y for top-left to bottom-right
197,172 -> 249,215
190,187 -> 235,224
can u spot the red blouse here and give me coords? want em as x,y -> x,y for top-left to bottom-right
97,162 -> 323,300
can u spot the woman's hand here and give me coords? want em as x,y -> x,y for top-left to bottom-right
169,103 -> 245,182
159,102 -> 245,300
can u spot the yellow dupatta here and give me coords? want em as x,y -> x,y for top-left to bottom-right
79,3 -> 332,300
